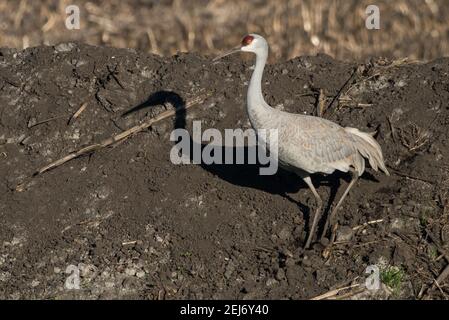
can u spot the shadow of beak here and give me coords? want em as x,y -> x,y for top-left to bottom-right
213,46 -> 241,62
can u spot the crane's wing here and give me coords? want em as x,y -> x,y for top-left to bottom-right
277,115 -> 362,174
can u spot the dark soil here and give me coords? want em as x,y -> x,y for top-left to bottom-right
0,43 -> 448,299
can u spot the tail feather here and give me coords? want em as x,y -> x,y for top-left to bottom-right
345,127 -> 390,176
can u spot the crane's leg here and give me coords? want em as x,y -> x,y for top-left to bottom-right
321,170 -> 359,241
302,176 -> 323,249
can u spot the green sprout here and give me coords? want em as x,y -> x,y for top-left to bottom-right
428,245 -> 439,261
380,265 -> 405,295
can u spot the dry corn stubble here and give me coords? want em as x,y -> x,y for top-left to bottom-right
1,0 -> 449,61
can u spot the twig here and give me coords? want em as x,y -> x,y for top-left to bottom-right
352,239 -> 386,248
334,287 -> 367,300
147,29 -> 160,55
28,115 -> 66,128
421,264 -> 449,299
326,67 -> 358,114
435,264 -> 449,289
310,283 -> 361,300
420,230 -> 449,298
122,240 -> 138,246
35,93 -> 209,176
107,65 -> 125,89
15,92 -> 210,191
352,219 -> 384,231
317,89 -> 326,117
355,103 -> 373,108
417,285 -> 426,299
68,102 -> 88,125
344,72 -> 380,97
338,98 -> 373,109
41,13 -> 57,32
425,230 -> 449,262
387,115 -> 397,142
389,168 -> 435,185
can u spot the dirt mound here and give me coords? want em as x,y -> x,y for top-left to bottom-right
0,43 -> 448,299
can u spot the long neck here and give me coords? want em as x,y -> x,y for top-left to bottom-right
247,49 -> 272,127
247,51 -> 269,108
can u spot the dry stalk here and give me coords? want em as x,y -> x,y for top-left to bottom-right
15,92 -> 210,191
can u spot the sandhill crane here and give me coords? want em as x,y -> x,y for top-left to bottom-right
214,34 -> 390,249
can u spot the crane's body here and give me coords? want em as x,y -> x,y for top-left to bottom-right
250,108 -> 371,175
215,34 -> 389,248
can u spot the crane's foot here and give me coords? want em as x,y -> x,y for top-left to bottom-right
321,223 -> 339,258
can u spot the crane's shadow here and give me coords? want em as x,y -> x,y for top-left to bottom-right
123,90 -> 377,238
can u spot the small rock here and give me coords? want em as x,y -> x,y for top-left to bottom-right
320,237 -> 330,246
125,268 -> 136,276
6,134 -> 25,144
336,226 -> 354,242
301,256 -> 311,267
122,277 -> 138,289
0,272 -> 11,282
96,186 -> 111,199
145,224 -> 156,235
54,267 -> 61,274
280,248 -> 294,258
299,59 -> 313,70
395,79 -> 407,88
278,226 -> 291,241
285,257 -> 296,267
315,269 -> 326,282
292,226 -> 303,239
390,218 -> 404,231
31,280 -> 40,287
224,261 -> 235,279
27,118 -> 37,128
55,43 -> 76,53
266,278 -> 278,287
275,268 -> 286,281
136,270 -> 146,278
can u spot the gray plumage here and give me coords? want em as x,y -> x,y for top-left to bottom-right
215,34 -> 389,249
250,109 -> 388,177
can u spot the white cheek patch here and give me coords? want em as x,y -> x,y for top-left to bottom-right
242,43 -> 255,52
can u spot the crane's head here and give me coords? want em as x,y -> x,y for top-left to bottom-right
213,34 -> 268,61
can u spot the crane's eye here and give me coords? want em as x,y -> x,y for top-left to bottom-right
241,35 -> 254,46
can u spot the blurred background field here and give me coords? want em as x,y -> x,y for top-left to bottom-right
1,0 -> 449,61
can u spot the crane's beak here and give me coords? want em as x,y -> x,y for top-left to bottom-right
213,46 -> 241,62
